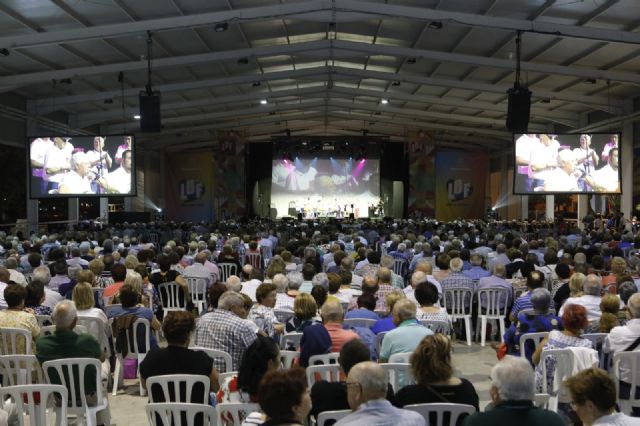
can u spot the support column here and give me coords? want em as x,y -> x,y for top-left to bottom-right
546,195 -> 554,221
68,198 -> 79,229
27,199 -> 38,235
621,100 -> 633,218
499,153 -> 508,220
577,195 -> 588,229
124,197 -> 133,211
521,196 -> 528,220
99,198 -> 109,222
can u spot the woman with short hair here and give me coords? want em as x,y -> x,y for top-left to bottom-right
73,281 -> 108,325
286,293 -> 318,332
254,367 -> 311,426
249,283 -> 284,336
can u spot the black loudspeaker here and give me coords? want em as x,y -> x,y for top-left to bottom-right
506,85 -> 531,132
139,91 -> 161,132
297,213 -> 303,221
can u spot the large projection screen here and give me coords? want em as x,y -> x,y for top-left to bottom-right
29,135 -> 136,198
513,133 -> 621,194
271,157 -> 380,218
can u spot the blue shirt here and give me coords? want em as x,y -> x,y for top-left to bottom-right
371,317 -> 396,335
379,319 -> 433,361
345,309 -> 380,321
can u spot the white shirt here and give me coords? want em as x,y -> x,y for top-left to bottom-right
559,295 -> 602,322
58,170 -> 93,194
605,319 -> 640,384
44,144 -> 73,183
0,281 -> 7,308
42,288 -> 64,309
588,164 -> 619,192
544,168 -> 579,191
240,279 -> 262,302
103,166 -> 131,194
593,412 -> 640,425
8,269 -> 27,287
30,138 -> 53,172
183,263 -> 213,287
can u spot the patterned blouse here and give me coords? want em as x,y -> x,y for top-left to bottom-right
534,329 -> 592,393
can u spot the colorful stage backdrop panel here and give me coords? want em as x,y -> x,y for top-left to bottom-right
165,150 -> 215,222
407,131 -> 436,218
435,150 -> 487,221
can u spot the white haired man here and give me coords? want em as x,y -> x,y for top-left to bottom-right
558,274 -> 603,322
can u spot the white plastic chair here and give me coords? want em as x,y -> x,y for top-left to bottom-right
217,402 -> 260,425
0,354 -> 43,386
443,287 -> 474,346
76,315 -> 111,356
245,252 -> 262,269
343,318 -> 377,329
39,324 -> 88,337
146,402 -> 218,426
393,258 -> 408,279
306,364 -> 342,388
42,357 -> 110,426
613,351 -> 640,415
185,276 -> 208,315
404,402 -> 475,426
36,314 -> 52,327
539,348 -> 576,412
280,350 -> 300,369
157,281 -> 187,313
112,317 -> 151,396
0,327 -> 33,355
475,287 -> 510,346
582,333 -> 608,369
519,332 -> 549,359
317,409 -> 351,426
0,384 -> 68,426
376,331 -> 388,355
146,374 -> 210,404
308,352 -> 340,366
274,309 -> 295,323
388,351 -> 412,364
534,393 -> 550,408
380,362 -> 415,393
280,332 -> 303,350
419,319 -> 452,336
218,263 -> 238,282
190,346 -> 233,373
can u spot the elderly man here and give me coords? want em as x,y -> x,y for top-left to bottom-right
273,273 -> 294,310
341,257 -> 363,290
183,252 -> 213,287
335,361 -> 425,426
477,264 -> 513,310
32,266 -> 64,309
4,258 -> 27,287
413,260 -> 442,297
194,291 -> 257,370
380,255 -> 405,290
463,253 -> 491,281
375,267 -> 395,311
58,151 -> 94,194
488,244 -> 510,272
379,299 -> 433,362
240,264 -> 262,302
558,274 -> 603,322
441,257 -> 475,291
605,293 -> 640,416
463,356 -> 563,426
510,270 -> 546,322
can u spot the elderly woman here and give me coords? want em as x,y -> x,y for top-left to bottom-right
415,281 -> 450,323
554,270 -> 585,312
503,288 -> 561,363
73,282 -> 108,325
249,283 -> 285,337
393,334 -> 479,416
25,280 -> 52,316
252,367 -> 311,426
0,284 -> 39,354
286,293 -> 318,332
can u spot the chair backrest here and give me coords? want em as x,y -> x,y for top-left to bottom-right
219,263 -> 238,282
280,350 -> 300,369
35,314 -> 51,327
306,364 -> 342,388
343,318 -> 377,329
274,309 -> 295,324
39,324 -> 88,337
113,317 -> 151,358
0,327 -> 32,355
146,374 -> 210,404
583,333 -> 609,369
308,352 -> 340,366
217,402 -> 260,426
404,402 -> 475,426
613,351 -> 640,415
443,287 -> 474,316
380,362 -> 415,393
146,402 -> 218,426
418,319 -> 451,335
42,357 -> 105,412
190,346 -> 233,373
185,276 -> 208,314
76,315 -> 109,352
157,281 -> 187,312
280,332 -> 303,350
388,351 -> 412,364
539,348 -> 575,397
393,258 -> 408,277
476,287 -> 510,317
245,252 -> 262,269
0,354 -> 43,386
519,332 -> 549,359
534,393 -> 550,408
0,384 -> 68,426
317,409 -> 351,426
376,331 -> 388,355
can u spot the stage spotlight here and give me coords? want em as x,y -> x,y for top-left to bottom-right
214,23 -> 228,32
380,99 -> 389,105
260,99 -> 268,105
133,115 -> 141,120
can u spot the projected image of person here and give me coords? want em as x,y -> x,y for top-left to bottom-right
528,134 -> 559,190
43,137 -> 74,192
86,136 -> 113,179
58,152 -> 94,195
514,134 -> 540,192
601,134 -> 618,163
99,149 -> 131,194
543,149 -> 580,192
30,137 -> 53,193
585,147 -> 619,192
573,134 -> 599,190
115,135 -> 133,165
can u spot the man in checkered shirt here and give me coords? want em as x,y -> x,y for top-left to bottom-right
441,257 -> 475,291
194,291 -> 257,370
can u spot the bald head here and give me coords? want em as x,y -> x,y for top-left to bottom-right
393,298 -> 417,324
321,298 -> 344,323
411,271 -> 428,289
377,267 -> 391,284
347,361 -> 388,408
493,263 -> 506,278
414,259 -> 432,275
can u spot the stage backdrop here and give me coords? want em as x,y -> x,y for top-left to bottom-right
164,149 -> 215,222
407,131 -> 436,217
214,131 -> 247,218
435,150 -> 487,221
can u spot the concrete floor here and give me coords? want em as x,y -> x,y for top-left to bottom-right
108,339 -> 499,426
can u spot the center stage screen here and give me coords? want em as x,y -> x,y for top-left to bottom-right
271,157 -> 380,218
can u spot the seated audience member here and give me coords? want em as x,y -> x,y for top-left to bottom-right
251,367 -> 311,426
551,264 -> 575,312
149,254 -> 189,314
311,339 -> 395,420
217,336 -> 279,404
300,299 -> 359,367
102,263 -> 127,304
273,273 -> 294,311
379,299 -> 433,362
441,257 -> 474,291
415,281 -> 450,323
559,274 -> 603,322
49,260 -> 72,292
73,282 -> 108,326
604,293 -> 640,416
286,293 -> 319,332
477,264 -> 512,309
0,284 -> 40,353
194,291 -> 258,370
183,252 -> 214,288
463,356 -> 564,426
32,265 -> 64,309
565,367 -> 637,426
463,253 -> 491,281
345,293 -> 380,321
25,280 -> 52,316
587,293 -> 620,333
375,267 -> 396,311
371,291 -> 405,335
207,282 -> 228,311
617,280 -> 637,322
510,270 -> 546,321
248,282 -> 285,337
393,334 -> 479,418
310,285 -> 328,315
107,284 -> 161,350
334,361 -> 425,426
503,288 -> 561,363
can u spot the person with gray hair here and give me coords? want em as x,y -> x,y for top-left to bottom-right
334,361 -> 425,426
272,273 -> 294,310
558,274 -> 603,322
464,356 -> 564,426
441,257 -> 475,292
477,263 -> 513,310
379,299 -> 433,362
226,275 -> 242,292
184,251 -> 214,288
32,265 -> 64,309
605,293 -> 640,415
312,272 -> 329,291
194,291 -> 258,370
